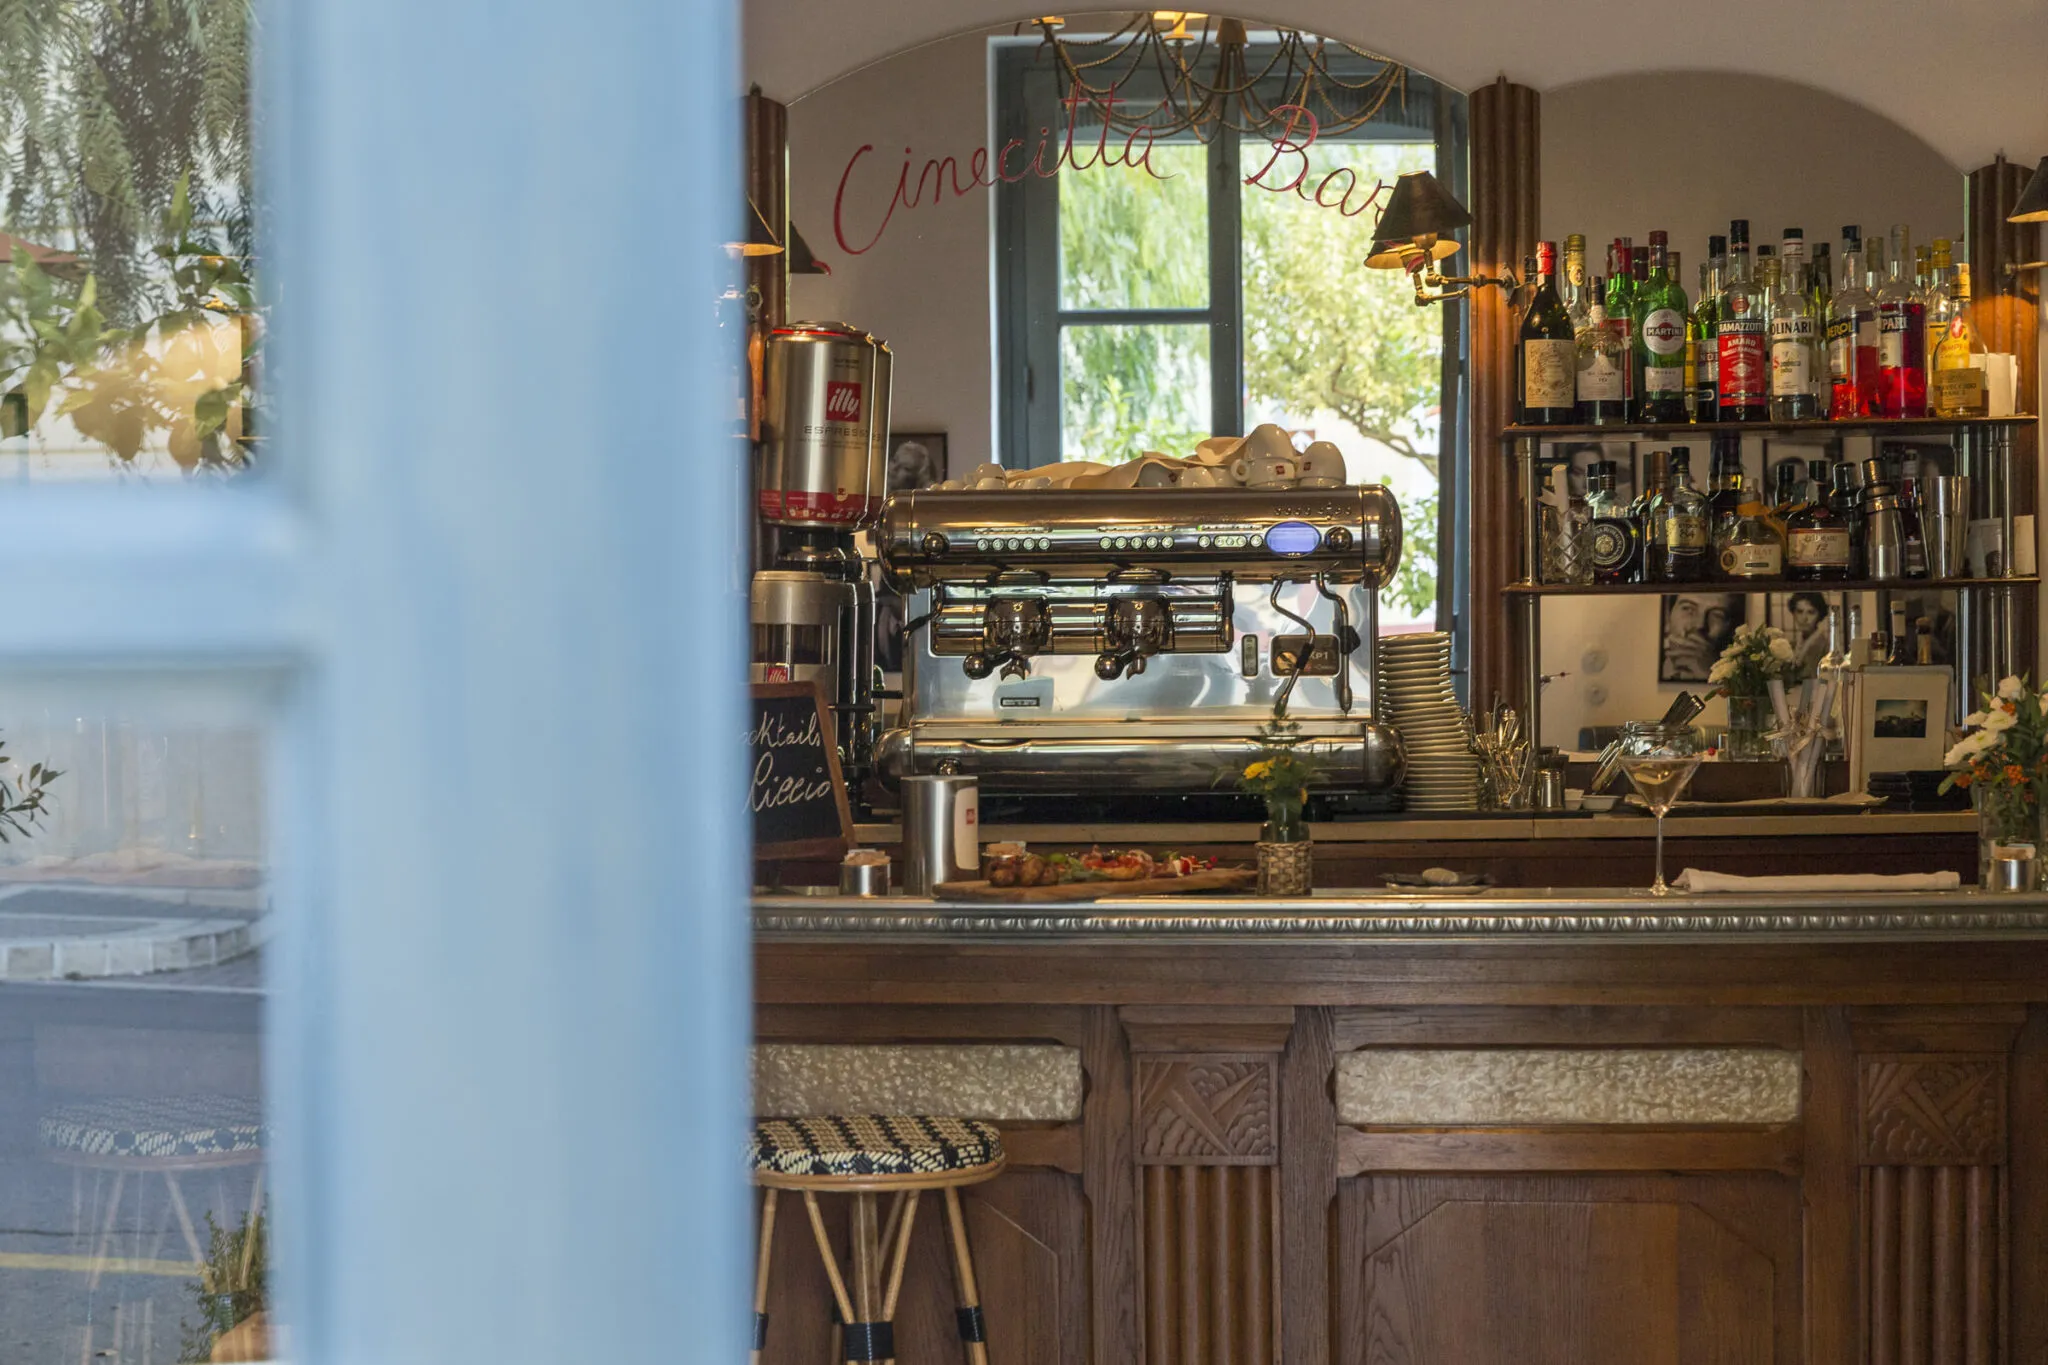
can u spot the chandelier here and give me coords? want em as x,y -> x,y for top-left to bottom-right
1026,13 -> 1409,143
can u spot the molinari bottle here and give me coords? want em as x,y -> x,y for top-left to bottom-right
1768,250 -> 1821,420
1876,224 -> 1928,418
1518,241 -> 1577,425
1827,226 -> 1879,418
1785,464 -> 1854,581
1576,284 -> 1629,424
1716,220 -> 1768,421
1633,231 -> 1690,423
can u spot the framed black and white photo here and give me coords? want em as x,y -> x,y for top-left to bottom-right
1766,589 -> 1841,677
1658,591 -> 1745,684
1850,664 -> 1951,793
885,431 -> 949,493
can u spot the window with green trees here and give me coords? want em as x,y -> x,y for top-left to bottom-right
995,40 -> 1462,627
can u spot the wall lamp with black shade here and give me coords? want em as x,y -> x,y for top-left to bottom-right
1363,170 -> 1521,305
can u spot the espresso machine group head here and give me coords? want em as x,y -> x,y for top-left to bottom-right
875,486 -> 1407,795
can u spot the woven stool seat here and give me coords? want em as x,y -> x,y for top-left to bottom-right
750,1115 -> 1003,1186
40,1095 -> 266,1161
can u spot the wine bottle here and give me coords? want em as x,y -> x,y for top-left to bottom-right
1518,240 -> 1577,425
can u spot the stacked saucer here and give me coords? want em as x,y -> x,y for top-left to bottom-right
1377,633 -> 1479,811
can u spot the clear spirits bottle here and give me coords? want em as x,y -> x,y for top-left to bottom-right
1652,447 -> 1710,582
1563,233 -> 1592,331
1932,262 -> 1990,417
1576,286 -> 1629,424
1827,225 -> 1879,419
1769,253 -> 1822,420
1876,224 -> 1928,418
1716,220 -> 1768,421
1633,231 -> 1690,424
1716,457 -> 1786,582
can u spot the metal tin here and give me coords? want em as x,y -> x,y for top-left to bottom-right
1926,475 -> 1971,579
900,775 -> 980,895
838,858 -> 892,896
758,321 -> 893,529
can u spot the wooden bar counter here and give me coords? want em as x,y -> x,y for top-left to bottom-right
754,884 -> 2048,1365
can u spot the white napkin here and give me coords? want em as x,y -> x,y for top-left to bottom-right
1673,869 -> 1962,894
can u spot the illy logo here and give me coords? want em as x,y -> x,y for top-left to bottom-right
824,381 -> 863,422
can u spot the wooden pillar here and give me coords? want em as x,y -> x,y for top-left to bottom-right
1850,1009 -> 2023,1365
745,87 -> 789,332
1965,159 -> 2041,675
1466,78 -> 1540,711
1121,1006 -> 1295,1365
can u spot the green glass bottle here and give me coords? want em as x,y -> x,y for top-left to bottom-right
1605,238 -> 1636,419
1632,230 -> 1690,424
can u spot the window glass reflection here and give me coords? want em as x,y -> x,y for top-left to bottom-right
0,0 -> 256,480
0,679 -> 270,1362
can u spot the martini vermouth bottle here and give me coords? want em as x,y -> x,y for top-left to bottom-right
1632,231 -> 1690,424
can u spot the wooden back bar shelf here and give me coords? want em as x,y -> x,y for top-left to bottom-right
755,894 -> 2048,1365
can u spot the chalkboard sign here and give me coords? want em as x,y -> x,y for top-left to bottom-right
749,682 -> 855,860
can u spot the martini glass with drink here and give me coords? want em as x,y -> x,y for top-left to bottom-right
1617,721 -> 1703,895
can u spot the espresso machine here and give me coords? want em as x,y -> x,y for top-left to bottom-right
875,487 -> 1407,795
752,321 -> 892,790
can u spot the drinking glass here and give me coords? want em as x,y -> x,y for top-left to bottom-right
1617,721 -> 1703,896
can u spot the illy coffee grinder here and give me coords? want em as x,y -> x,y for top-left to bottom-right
751,320 -> 892,796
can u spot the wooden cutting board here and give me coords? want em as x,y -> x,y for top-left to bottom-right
934,867 -> 1257,902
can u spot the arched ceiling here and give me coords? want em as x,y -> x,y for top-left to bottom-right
745,0 -> 2048,172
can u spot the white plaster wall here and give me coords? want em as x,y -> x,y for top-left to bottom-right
745,0 -> 2048,172
787,29 -> 999,473
1535,71 -> 1965,749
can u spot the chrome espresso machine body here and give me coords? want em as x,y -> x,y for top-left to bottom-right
876,487 -> 1407,793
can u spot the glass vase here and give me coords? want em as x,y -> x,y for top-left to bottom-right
1722,692 -> 1772,762
1257,812 -> 1312,896
1974,783 -> 2041,891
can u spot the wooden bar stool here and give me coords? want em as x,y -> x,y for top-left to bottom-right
749,1115 -> 1004,1365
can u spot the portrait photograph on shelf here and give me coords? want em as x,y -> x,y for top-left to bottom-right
1659,591 -> 1746,683
886,432 -> 949,492
1767,590 -> 1842,676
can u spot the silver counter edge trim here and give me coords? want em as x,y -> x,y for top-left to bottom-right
753,893 -> 2048,941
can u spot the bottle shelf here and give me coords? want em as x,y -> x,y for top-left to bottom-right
1502,415 -> 2036,441
1505,575 -> 2039,597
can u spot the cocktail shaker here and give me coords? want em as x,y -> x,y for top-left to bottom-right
1925,475 -> 1971,579
1862,492 -> 1907,582
900,775 -> 981,896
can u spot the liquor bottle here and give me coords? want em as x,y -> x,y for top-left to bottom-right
1768,253 -> 1822,420
1563,233 -> 1592,331
1897,465 -> 1928,577
1932,262 -> 1990,417
1716,220 -> 1768,421
1633,231 -> 1690,424
1922,239 -> 1954,388
1632,448 -> 1670,557
1586,460 -> 1643,584
1575,285 -> 1629,424
1876,224 -> 1928,418
1691,235 -> 1725,420
1828,460 -> 1865,577
1712,480 -> 1794,581
1706,438 -> 1745,541
1827,225 -> 1879,419
1518,241 -> 1577,425
1631,245 -> 1649,290
1785,461 -> 1854,581
1606,239 -> 1636,416
1809,241 -> 1832,322
1651,447 -> 1709,582
1772,458 -> 1805,528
